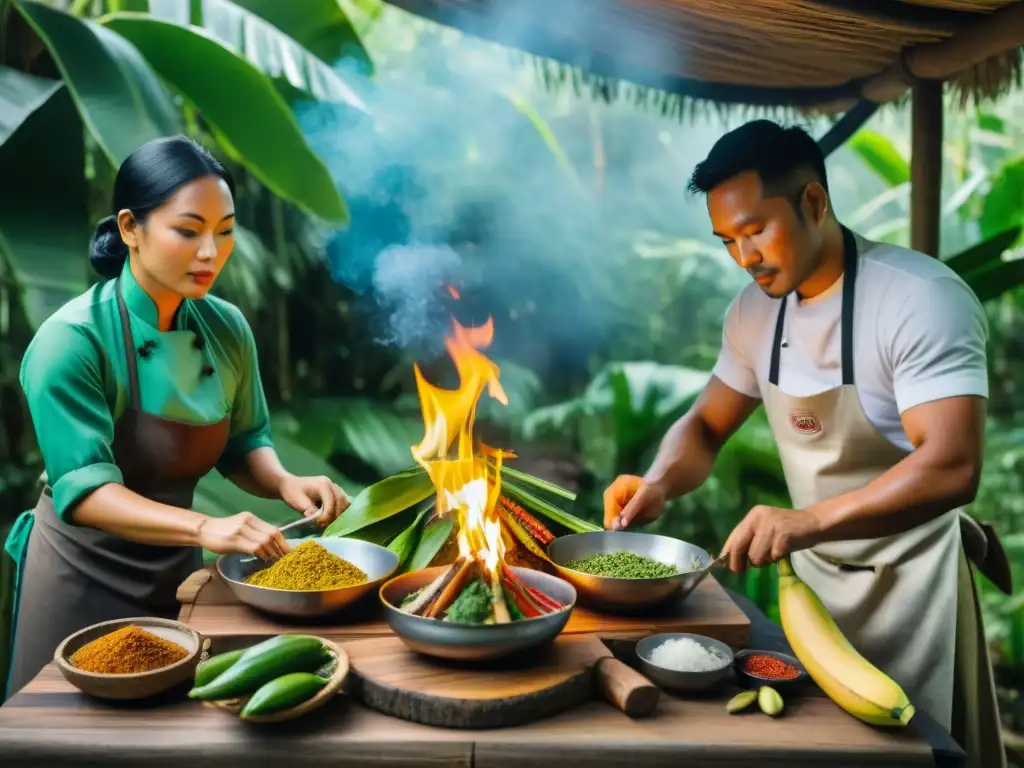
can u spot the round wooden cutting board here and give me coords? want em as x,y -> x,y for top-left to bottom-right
344,634 -> 658,729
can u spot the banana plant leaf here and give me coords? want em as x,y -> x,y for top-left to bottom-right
323,462 -> 601,571
387,498 -> 435,570
100,12 -> 349,224
0,68 -> 90,328
403,516 -> 453,573
13,0 -> 182,165
322,466 -> 435,537
147,0 -> 367,111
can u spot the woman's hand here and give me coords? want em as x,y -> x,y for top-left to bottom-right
278,474 -> 350,527
196,512 -> 291,559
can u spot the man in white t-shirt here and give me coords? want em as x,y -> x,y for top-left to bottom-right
602,120 -> 1002,765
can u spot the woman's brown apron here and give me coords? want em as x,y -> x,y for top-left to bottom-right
762,226 -> 1005,767
6,277 -> 229,696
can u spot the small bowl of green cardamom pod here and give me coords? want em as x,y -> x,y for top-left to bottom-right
546,531 -> 713,613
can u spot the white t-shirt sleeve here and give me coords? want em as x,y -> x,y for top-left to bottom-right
888,275 -> 989,413
712,291 -> 761,399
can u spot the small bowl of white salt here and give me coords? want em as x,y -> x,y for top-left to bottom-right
635,632 -> 734,692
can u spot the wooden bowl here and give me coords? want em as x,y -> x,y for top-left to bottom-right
54,617 -> 203,701
204,637 -> 349,723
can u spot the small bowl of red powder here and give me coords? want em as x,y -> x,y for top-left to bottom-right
733,649 -> 809,693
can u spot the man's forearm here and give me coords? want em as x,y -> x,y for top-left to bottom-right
644,411 -> 721,498
809,447 -> 979,543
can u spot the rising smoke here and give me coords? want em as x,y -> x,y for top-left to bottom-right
292,4 -> 765,376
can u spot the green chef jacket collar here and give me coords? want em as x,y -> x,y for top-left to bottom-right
119,259 -> 191,332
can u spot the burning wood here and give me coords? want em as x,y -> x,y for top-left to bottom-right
396,301 -> 566,625
424,557 -> 474,619
400,559 -> 463,617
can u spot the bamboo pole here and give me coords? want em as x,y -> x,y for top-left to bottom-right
910,80 -> 943,258
862,2 -> 1024,104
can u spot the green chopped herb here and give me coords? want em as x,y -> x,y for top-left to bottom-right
444,578 -> 494,624
503,586 -> 525,621
566,551 -> 678,579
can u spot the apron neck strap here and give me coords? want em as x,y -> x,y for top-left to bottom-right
115,276 -> 143,411
768,225 -> 859,387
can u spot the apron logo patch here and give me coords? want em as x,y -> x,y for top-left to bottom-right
789,410 -> 821,435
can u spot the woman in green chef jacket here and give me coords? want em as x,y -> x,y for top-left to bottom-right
3,136 -> 350,697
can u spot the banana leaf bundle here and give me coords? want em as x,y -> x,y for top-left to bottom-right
321,463 -> 600,573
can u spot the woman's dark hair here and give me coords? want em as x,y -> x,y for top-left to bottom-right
89,135 -> 236,278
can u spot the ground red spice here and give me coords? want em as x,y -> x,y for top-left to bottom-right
741,653 -> 800,680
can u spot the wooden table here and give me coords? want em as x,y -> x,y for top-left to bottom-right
0,573 -> 964,767
0,661 -> 938,767
174,568 -> 752,647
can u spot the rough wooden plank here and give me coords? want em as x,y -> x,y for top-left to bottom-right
473,692 -> 935,768
179,569 -> 751,648
0,665 -> 471,768
0,660 -> 934,767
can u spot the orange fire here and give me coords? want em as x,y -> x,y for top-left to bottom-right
411,314 -> 510,574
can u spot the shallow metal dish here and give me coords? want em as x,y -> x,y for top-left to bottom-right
546,531 -> 712,612
636,632 -> 734,692
217,537 -> 399,618
380,565 -> 576,661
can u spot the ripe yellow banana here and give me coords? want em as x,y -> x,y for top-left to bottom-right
776,556 -> 915,727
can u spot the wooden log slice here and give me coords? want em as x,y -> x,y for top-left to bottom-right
344,635 -> 601,729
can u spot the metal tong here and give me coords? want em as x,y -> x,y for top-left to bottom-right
239,504 -> 325,564
699,551 -> 729,573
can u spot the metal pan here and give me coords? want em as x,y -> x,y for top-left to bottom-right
217,537 -> 399,618
379,565 -> 576,661
546,530 -> 713,612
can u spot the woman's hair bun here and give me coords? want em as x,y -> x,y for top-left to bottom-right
89,215 -> 129,279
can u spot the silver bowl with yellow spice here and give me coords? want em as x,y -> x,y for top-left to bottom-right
547,531 -> 713,612
217,537 -> 399,618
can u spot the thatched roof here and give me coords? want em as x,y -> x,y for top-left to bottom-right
383,0 -> 1024,118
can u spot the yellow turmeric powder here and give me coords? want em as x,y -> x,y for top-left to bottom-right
245,540 -> 368,591
70,625 -> 188,674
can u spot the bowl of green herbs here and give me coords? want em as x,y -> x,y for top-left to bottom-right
379,561 -> 577,662
547,531 -> 713,613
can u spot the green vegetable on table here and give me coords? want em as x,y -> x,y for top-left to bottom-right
444,578 -> 494,624
565,551 -> 678,579
193,649 -> 245,688
188,634 -> 329,701
240,672 -> 329,718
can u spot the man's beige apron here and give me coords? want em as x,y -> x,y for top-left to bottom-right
761,226 -> 1004,767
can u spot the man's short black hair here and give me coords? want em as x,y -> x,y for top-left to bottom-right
687,120 -> 828,210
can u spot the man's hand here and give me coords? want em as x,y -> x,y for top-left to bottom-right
604,475 -> 667,530
721,505 -> 822,572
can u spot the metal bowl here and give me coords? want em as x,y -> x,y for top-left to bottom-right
217,537 -> 399,618
636,632 -> 734,692
546,531 -> 712,612
379,565 -> 576,661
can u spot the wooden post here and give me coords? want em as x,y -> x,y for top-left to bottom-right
910,79 -> 943,257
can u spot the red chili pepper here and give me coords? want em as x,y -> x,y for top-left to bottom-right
501,570 -> 544,617
501,566 -> 562,613
500,497 -> 555,545
741,654 -> 800,680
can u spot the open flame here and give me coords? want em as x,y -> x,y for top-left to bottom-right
411,304 -> 509,577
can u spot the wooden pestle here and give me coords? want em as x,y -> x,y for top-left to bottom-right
587,642 -> 660,718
